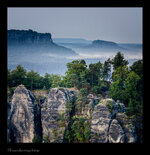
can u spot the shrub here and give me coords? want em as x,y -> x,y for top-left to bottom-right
32,135 -> 42,143
43,134 -> 50,143
70,117 -> 90,143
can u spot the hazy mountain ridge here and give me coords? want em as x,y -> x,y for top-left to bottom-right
7,29 -> 77,57
53,38 -> 142,52
85,40 -> 124,50
7,30 -> 142,76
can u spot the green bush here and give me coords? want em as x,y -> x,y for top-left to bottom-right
43,134 -> 50,143
106,101 -> 114,113
67,117 -> 90,143
32,135 -> 42,143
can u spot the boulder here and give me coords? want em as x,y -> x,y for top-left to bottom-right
10,85 -> 35,143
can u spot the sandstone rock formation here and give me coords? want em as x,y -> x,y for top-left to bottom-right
41,88 -> 76,143
90,98 -> 137,143
9,85 -> 35,143
8,85 -> 138,143
115,113 -> 137,143
108,119 -> 125,143
90,103 -> 112,143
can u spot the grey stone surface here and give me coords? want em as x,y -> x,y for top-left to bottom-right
41,88 -> 76,143
10,85 -> 35,143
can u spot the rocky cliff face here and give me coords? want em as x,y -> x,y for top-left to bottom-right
41,88 -> 76,143
8,85 -> 138,143
7,29 -> 53,45
90,98 -> 137,143
9,85 -> 35,143
7,29 -> 77,57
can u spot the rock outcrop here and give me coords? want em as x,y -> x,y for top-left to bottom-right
9,85 -> 35,143
108,119 -> 125,143
90,103 -> 112,143
41,88 -> 76,143
8,85 -> 138,143
115,113 -> 137,143
90,98 -> 137,143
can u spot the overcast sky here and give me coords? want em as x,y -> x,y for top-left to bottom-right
7,7 -> 142,43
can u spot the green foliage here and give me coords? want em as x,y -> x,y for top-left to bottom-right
89,101 -> 94,111
89,61 -> 103,87
66,59 -> 87,76
110,60 -> 143,116
57,112 -> 67,123
51,74 -> 63,88
112,52 -> 129,70
110,66 -> 129,103
7,55 -> 143,119
8,65 -> 26,87
52,129 -> 57,138
43,134 -> 50,143
7,65 -> 64,91
130,59 -> 143,104
67,117 -> 90,143
75,88 -> 88,114
83,121 -> 91,141
130,59 -> 143,78
65,129 -> 72,143
25,70 -> 43,90
66,100 -> 73,116
102,58 -> 112,81
124,71 -> 142,116
32,135 -> 42,143
106,100 -> 114,113
42,73 -> 52,90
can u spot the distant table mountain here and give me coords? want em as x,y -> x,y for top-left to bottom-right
53,38 -> 142,52
7,29 -> 78,57
84,40 -> 125,50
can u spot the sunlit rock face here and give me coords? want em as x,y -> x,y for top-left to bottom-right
9,85 -> 35,143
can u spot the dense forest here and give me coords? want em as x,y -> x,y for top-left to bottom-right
7,52 -> 143,117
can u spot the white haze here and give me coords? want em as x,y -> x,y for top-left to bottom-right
8,45 -> 142,76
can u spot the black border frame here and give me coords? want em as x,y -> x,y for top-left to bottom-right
0,0 -> 147,154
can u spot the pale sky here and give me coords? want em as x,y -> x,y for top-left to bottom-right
7,7 -> 143,43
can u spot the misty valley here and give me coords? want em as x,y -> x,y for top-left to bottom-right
8,29 -> 142,76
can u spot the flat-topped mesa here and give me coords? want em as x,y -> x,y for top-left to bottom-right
7,29 -> 53,45
10,85 -> 35,143
7,29 -> 77,57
